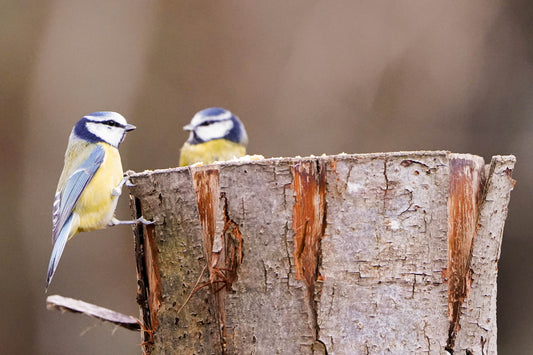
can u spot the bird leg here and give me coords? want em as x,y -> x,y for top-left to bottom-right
112,170 -> 137,197
110,170 -> 154,226
109,216 -> 154,226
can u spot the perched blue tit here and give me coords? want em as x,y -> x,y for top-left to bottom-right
179,107 -> 248,166
46,111 -> 148,290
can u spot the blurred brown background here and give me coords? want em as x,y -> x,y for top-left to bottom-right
1,1 -> 532,354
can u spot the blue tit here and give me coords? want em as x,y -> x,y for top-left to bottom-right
179,107 -> 248,167
46,111 -> 149,290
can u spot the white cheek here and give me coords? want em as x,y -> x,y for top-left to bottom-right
106,128 -> 125,147
196,121 -> 233,142
86,123 -> 124,147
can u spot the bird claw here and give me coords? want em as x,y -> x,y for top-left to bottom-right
123,170 -> 136,187
137,216 -> 155,225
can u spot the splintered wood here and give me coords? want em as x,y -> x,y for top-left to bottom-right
445,155 -> 485,351
128,151 -> 515,354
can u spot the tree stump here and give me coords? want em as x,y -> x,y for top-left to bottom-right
128,151 -> 515,354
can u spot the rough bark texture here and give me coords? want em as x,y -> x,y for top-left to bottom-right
128,151 -> 515,354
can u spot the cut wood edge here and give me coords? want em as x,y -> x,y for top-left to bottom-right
128,151 -> 452,180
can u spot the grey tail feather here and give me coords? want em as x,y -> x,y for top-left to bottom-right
45,259 -> 56,292
45,214 -> 73,292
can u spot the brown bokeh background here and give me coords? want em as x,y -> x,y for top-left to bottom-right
2,1 -> 532,354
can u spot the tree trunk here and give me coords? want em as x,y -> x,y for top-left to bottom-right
128,151 -> 515,354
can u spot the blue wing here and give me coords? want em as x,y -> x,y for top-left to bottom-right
52,145 -> 105,244
47,145 -> 105,290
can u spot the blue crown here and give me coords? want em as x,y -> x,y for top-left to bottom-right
201,107 -> 228,117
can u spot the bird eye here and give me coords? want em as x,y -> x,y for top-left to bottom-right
199,120 -> 211,126
104,120 -> 120,127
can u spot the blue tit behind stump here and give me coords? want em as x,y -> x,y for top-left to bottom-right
179,107 -> 248,167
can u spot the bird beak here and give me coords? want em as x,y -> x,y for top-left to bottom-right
125,124 -> 136,132
183,124 -> 194,131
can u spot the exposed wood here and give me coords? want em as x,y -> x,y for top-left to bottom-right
128,151 -> 515,354
131,197 -> 159,349
445,155 -> 485,351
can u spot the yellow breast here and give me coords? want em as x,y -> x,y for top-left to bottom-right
179,139 -> 246,167
74,143 -> 123,233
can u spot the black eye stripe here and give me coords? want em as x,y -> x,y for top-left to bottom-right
198,119 -> 229,127
102,120 -> 123,128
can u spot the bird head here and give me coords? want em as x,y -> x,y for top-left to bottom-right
183,107 -> 248,146
73,111 -> 136,148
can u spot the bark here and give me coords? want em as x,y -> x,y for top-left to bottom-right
128,151 -> 515,354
